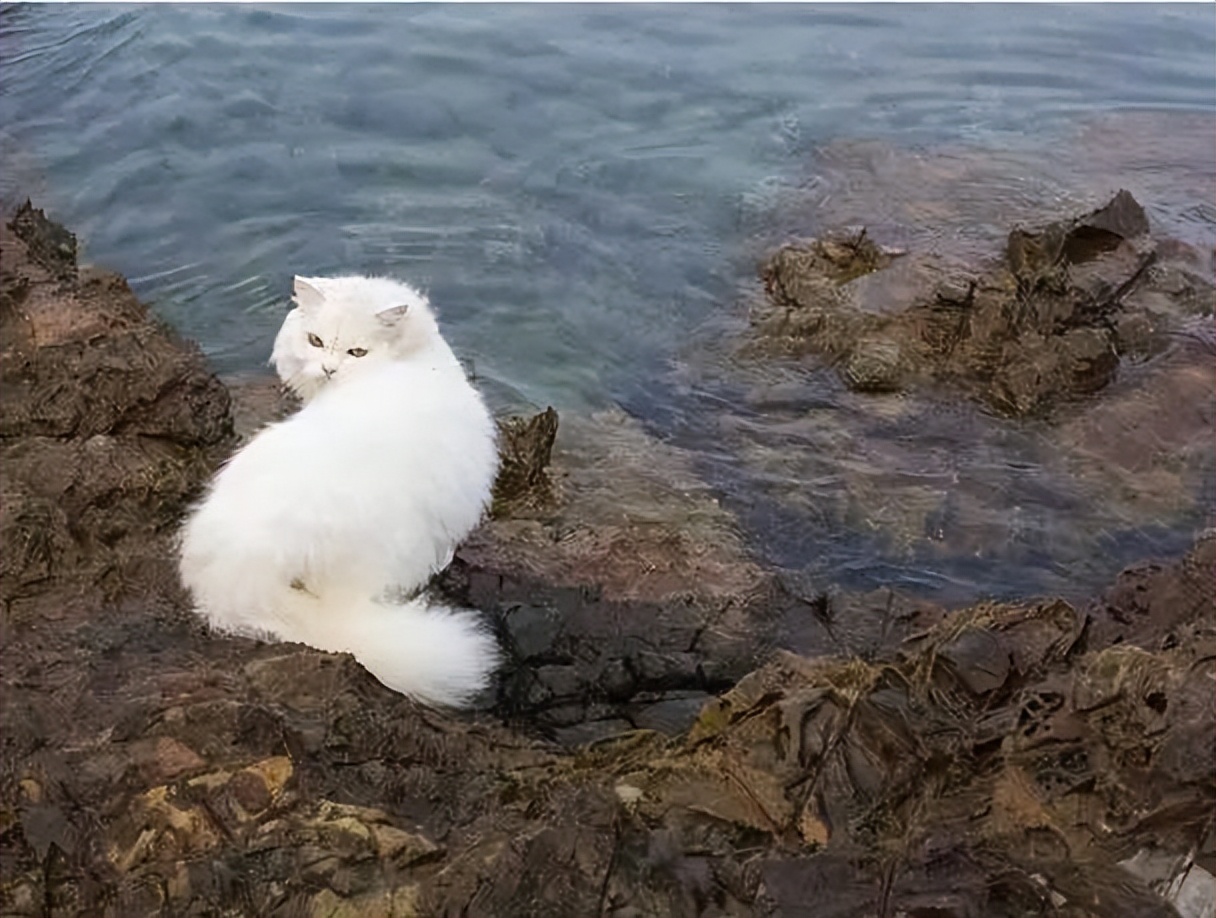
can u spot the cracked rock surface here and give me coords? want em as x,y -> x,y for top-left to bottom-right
2,205 -> 1213,918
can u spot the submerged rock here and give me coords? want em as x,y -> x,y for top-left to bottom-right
840,336 -> 904,392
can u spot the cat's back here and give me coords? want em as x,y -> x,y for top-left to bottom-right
210,357 -> 494,515
308,357 -> 493,446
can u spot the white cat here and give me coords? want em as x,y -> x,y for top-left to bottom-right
179,276 -> 499,706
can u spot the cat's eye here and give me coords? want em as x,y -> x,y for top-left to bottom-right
307,333 -> 324,348
347,347 -> 368,358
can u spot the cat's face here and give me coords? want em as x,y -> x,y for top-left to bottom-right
272,275 -> 438,401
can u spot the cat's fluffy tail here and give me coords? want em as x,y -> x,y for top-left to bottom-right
180,516 -> 497,705
285,591 -> 498,707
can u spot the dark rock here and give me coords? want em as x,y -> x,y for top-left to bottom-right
8,200 -> 78,281
465,560 -> 778,736
551,718 -> 634,746
629,693 -> 712,734
937,627 -> 1012,695
0,213 -> 232,608
492,405 -> 559,517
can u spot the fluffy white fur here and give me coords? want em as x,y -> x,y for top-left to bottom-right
179,276 -> 499,706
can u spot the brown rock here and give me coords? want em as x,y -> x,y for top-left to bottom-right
491,405 -> 559,517
755,190 -> 1210,417
840,336 -> 904,392
8,200 -> 78,281
2,203 -> 1209,918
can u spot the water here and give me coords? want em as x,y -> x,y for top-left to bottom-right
3,3 -> 1214,602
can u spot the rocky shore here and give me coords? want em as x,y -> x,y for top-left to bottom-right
2,203 -> 1213,917
753,190 -> 1213,417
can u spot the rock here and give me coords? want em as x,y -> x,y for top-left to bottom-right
840,336 -> 904,392
1112,310 -> 1160,358
440,407 -> 791,737
937,626 -> 1012,695
222,372 -> 299,441
633,545 -> 1214,916
0,212 -> 232,611
491,405 -> 559,517
1006,189 -> 1148,283
2,204 -> 1210,918
754,190 -> 1212,417
935,276 -> 976,306
629,693 -> 712,733
1063,187 -> 1151,261
8,200 -> 78,281
1061,326 -> 1120,392
762,228 -> 900,292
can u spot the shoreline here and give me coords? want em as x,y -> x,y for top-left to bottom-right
2,201 -> 1213,917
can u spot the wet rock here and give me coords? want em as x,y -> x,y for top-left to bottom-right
1087,530 -> 1216,650
1050,348 -> 1216,522
762,227 -> 900,292
440,407 -> 791,737
755,190 -> 1212,417
1061,188 -> 1150,265
840,336 -> 904,392
1007,189 -> 1149,283
459,554 -> 782,737
8,200 -> 77,281
1112,310 -> 1160,359
3,204 -> 1211,918
492,405 -> 559,517
1060,325 -> 1120,392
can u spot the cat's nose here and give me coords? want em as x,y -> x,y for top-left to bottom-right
322,365 -> 336,378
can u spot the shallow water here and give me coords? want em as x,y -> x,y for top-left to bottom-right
2,3 -> 1214,602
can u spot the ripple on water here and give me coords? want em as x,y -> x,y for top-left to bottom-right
659,118 -> 1214,603
1,6 -> 1212,605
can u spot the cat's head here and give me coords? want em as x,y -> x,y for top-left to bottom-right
271,275 -> 441,400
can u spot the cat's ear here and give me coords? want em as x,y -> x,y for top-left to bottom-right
293,277 -> 326,313
376,303 -> 409,327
